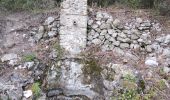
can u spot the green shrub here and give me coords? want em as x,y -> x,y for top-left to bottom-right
31,82 -> 41,98
88,0 -> 115,7
0,0 -> 61,11
23,53 -> 36,62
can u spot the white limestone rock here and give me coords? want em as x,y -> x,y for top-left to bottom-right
164,34 -> 170,44
44,17 -> 55,25
145,57 -> 158,67
23,90 -> 33,98
113,19 -> 120,27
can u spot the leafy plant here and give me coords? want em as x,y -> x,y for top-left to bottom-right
120,89 -> 139,100
123,73 -> 136,83
0,0 -> 61,11
23,53 -> 36,62
53,42 -> 64,60
31,82 -> 41,98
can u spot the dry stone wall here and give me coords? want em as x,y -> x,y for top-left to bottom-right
87,11 -> 161,53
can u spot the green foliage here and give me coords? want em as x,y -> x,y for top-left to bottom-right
23,53 -> 36,62
53,42 -> 64,60
0,0 -> 61,11
156,79 -> 167,90
88,0 -> 115,7
117,0 -> 140,8
83,58 -> 102,76
119,89 -> 139,100
123,73 -> 136,83
31,82 -> 41,98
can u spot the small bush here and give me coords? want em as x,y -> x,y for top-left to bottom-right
88,0 -> 115,7
0,0 -> 61,11
23,53 -> 36,62
31,82 -> 41,98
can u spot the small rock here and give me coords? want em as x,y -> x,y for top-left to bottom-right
44,17 -> 55,25
100,30 -> 107,35
38,26 -> 45,34
35,33 -> 43,41
131,34 -> 139,40
146,45 -> 152,52
164,35 -> 170,44
91,24 -> 98,29
136,18 -> 143,23
120,43 -> 129,49
162,48 -> 170,58
163,67 -> 170,74
48,31 -> 56,37
3,41 -> 15,48
100,23 -> 108,29
113,47 -> 124,55
24,62 -> 34,69
118,32 -> 127,38
88,20 -> 93,25
113,41 -> 120,46
145,57 -> 158,67
23,90 -> 33,98
92,38 -> 102,45
113,19 -> 120,27
1,53 -> 18,62
47,88 -> 63,97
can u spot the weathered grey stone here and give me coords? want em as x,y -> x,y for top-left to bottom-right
88,35 -> 93,41
88,19 -> 93,25
100,23 -> 108,29
98,35 -> 105,41
48,31 -> 56,37
162,48 -> 170,58
93,33 -> 99,39
1,53 -> 18,62
163,67 -> 170,74
136,18 -> 143,23
117,37 -> 130,43
96,12 -> 103,20
155,36 -> 165,43
146,45 -> 152,52
92,38 -> 102,45
100,30 -> 107,36
24,62 -> 34,69
141,21 -> 151,27
131,34 -> 139,40
96,21 -> 102,26
130,44 -> 140,50
145,57 -> 158,67
164,34 -> 170,44
23,90 -> 33,98
123,30 -> 131,34
113,41 -> 120,46
95,28 -> 101,33
105,34 -> 111,40
137,38 -> 144,43
47,88 -> 63,97
44,17 -> 55,25
108,37 -> 116,42
35,31 -> 43,40
38,26 -> 45,33
113,47 -> 124,55
92,24 -> 99,29
118,32 -> 127,38
120,43 -> 130,49
113,19 -> 120,27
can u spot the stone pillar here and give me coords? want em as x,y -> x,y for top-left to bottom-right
60,0 -> 87,57
59,0 -> 97,99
